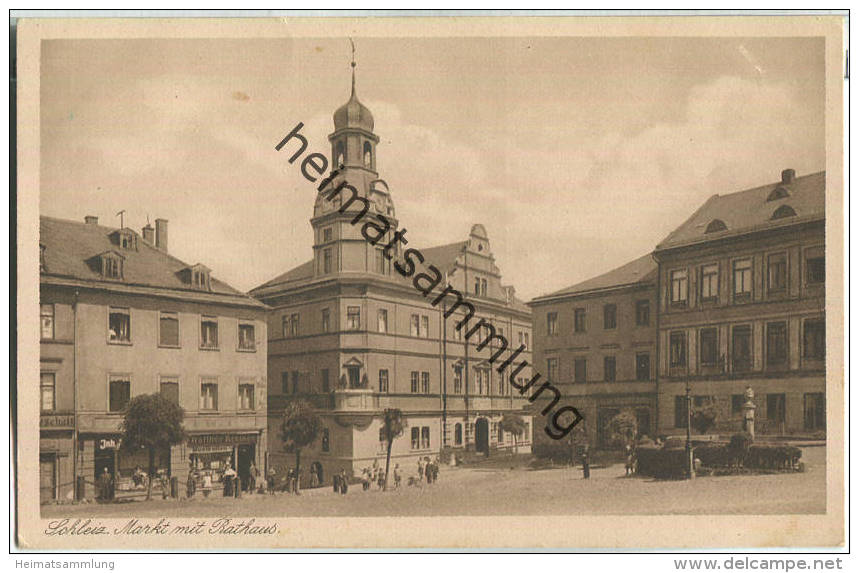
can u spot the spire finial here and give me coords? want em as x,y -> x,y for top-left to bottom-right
349,37 -> 356,97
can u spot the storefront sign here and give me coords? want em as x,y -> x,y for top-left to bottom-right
98,437 -> 120,450
40,413 -> 74,429
188,433 -> 256,448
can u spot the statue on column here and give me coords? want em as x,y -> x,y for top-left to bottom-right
742,385 -> 756,439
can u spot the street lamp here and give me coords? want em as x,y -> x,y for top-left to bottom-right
685,382 -> 694,479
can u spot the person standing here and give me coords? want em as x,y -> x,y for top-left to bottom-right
98,467 -> 111,502
248,462 -> 257,494
432,457 -> 440,483
339,469 -> 348,495
202,471 -> 213,498
223,463 -> 237,497
267,469 -> 276,496
581,445 -> 591,479
159,470 -> 170,500
417,458 -> 425,482
186,470 -> 196,499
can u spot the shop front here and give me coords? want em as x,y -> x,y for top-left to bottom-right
88,434 -> 170,499
187,432 -> 261,494
39,412 -> 75,504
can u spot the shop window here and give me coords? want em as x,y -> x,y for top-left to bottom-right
346,306 -> 361,330
635,300 -> 650,326
700,264 -> 719,300
603,304 -> 617,329
238,383 -> 255,410
574,358 -> 587,383
160,377 -> 179,404
766,322 -> 788,367
635,353 -> 650,381
603,356 -> 616,382
108,307 -> 131,343
670,269 -> 688,305
159,311 -> 179,347
732,325 -> 752,372
669,332 -> 686,367
767,253 -> 787,293
109,376 -> 131,412
40,372 -> 55,411
804,393 -> 825,431
40,304 -> 55,340
200,316 -> 219,349
379,369 -> 389,393
200,380 -> 218,411
733,259 -> 752,301
421,427 -> 431,449
803,318 -> 825,361
699,328 -> 718,366
546,312 -> 558,336
321,308 -> 331,333
238,322 -> 256,351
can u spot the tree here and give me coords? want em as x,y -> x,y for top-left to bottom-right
691,397 -> 719,435
280,399 -> 323,493
499,413 -> 527,454
607,409 -> 638,448
380,408 -> 406,491
119,393 -> 186,500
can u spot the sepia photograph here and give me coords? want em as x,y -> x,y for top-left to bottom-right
14,13 -> 846,551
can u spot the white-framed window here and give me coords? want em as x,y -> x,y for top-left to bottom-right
421,315 -> 429,338
346,306 -> 361,330
410,314 -> 420,337
410,371 -> 419,394
238,322 -> 256,351
547,312 -> 558,335
40,304 -> 55,340
290,313 -> 300,336
733,259 -> 753,299
108,307 -> 131,343
421,372 -> 430,394
411,427 -> 420,449
453,365 -> 463,394
701,263 -> 719,300
421,427 -> 431,449
323,248 -> 333,274
321,308 -> 331,333
378,309 -> 388,333
238,382 -> 255,411
40,372 -> 55,411
200,316 -> 218,349
379,369 -> 389,393
670,269 -> 688,304
200,378 -> 218,411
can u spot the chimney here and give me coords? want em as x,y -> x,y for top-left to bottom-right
84,215 -> 98,225
142,223 -> 155,245
155,218 -> 168,252
781,169 -> 796,184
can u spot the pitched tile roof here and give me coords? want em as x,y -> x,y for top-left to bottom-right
655,170 -> 825,252
531,253 -> 657,302
40,216 -> 264,307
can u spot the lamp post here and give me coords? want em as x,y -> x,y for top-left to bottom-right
685,382 -> 694,479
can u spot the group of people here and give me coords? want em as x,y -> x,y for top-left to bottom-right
360,459 -> 389,490
417,456 -> 440,485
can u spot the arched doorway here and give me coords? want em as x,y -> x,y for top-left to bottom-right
475,418 -> 489,455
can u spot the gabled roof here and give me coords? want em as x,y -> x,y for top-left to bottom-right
420,241 -> 468,274
40,216 -> 264,307
655,170 -> 825,252
531,254 -> 657,302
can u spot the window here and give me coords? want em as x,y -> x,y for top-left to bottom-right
160,377 -> 179,404
480,279 -> 487,297
40,372 -> 55,411
200,380 -> 218,411
674,395 -> 688,428
546,358 -> 558,383
701,264 -> 719,300
238,383 -> 255,410
109,376 -> 131,412
323,248 -> 332,274
803,319 -> 825,361
635,353 -> 650,381
159,311 -> 179,347
806,248 -> 825,285
699,328 -> 718,366
767,253 -> 787,292
410,314 -> 420,337
377,309 -> 388,333
498,371 -> 506,395
453,365 -> 463,394
421,427 -> 430,449
364,141 -> 372,166
454,423 -> 463,446
603,356 -> 616,382
410,372 -> 419,394
804,393 -> 825,431
574,358 -> 587,383
670,269 -> 688,304
321,369 -> 330,392
731,394 -> 745,416
321,428 -> 330,452
238,323 -> 256,350
421,372 -> 430,394
40,304 -> 54,339
421,316 -> 429,338
281,315 -> 289,338
603,304 -> 617,329
767,393 -> 786,424
547,312 -> 558,335
635,300 -> 650,326
705,219 -> 727,233
321,308 -> 331,333
101,253 -> 123,279
411,427 -> 420,449
733,259 -> 752,300
771,205 -> 797,219
524,332 -> 529,349
379,369 -> 389,393
323,227 -> 333,242
346,306 -> 361,330
766,322 -> 788,367
375,249 -> 388,275
292,371 -> 300,394
497,424 -> 504,444
669,332 -> 686,367
732,325 -> 752,372
281,372 -> 289,394
108,307 -> 131,343
290,313 -> 300,337
200,316 -> 218,349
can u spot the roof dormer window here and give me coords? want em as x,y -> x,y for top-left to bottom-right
767,186 -> 790,201
705,219 -> 728,233
182,264 -> 212,291
100,252 -> 124,279
111,229 -> 138,251
771,205 -> 797,220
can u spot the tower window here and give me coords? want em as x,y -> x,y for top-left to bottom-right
335,141 -> 345,167
363,141 -> 372,167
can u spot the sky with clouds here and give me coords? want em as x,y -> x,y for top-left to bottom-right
40,36 -> 825,301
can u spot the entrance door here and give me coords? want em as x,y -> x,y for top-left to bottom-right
475,418 -> 489,454
237,444 -> 255,491
597,408 -> 620,448
40,456 -> 56,504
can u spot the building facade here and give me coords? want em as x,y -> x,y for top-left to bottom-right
39,216 -> 267,503
653,169 -> 825,437
251,73 -> 533,485
529,255 -> 658,449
